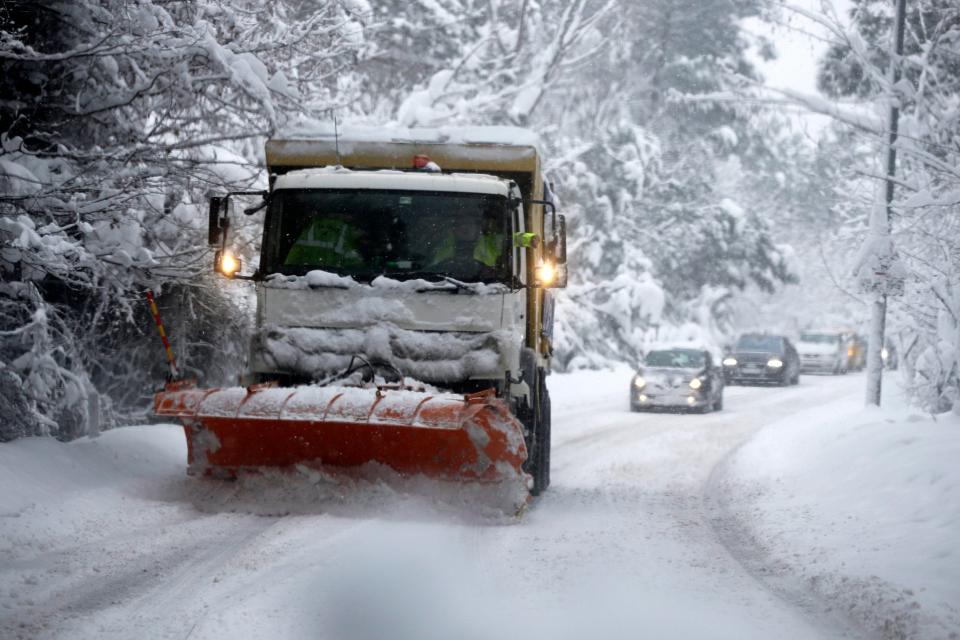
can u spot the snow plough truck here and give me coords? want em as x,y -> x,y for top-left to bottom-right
154,127 -> 567,500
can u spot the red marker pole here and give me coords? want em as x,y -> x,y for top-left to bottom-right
145,290 -> 179,380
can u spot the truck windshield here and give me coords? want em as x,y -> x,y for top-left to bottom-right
800,333 -> 839,344
261,189 -> 511,283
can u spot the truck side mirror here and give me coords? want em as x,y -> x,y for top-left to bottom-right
556,215 -> 567,265
553,263 -> 568,288
208,196 -> 228,246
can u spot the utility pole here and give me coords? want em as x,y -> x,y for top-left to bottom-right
865,0 -> 907,407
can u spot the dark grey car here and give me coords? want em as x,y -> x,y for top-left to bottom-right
630,348 -> 725,413
722,333 -> 800,386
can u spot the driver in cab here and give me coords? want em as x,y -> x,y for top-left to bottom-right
428,214 -> 503,274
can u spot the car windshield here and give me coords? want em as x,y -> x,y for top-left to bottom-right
644,349 -> 705,369
736,335 -> 783,351
261,188 -> 511,284
800,333 -> 840,344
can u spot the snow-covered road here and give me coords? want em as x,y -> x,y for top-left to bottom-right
2,371 -> 872,639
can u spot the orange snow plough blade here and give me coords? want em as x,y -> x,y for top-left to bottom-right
154,382 -> 529,487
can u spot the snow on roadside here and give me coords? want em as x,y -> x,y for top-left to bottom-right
0,425 -> 187,552
715,383 -> 960,639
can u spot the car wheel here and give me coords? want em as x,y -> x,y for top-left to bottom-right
713,393 -> 723,411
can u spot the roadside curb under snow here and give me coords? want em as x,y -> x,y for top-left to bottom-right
704,395 -> 959,640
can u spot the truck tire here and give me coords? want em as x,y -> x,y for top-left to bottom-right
524,370 -> 551,496
540,377 -> 551,493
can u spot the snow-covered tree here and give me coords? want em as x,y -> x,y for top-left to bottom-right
0,0 -> 367,438
810,0 -> 960,411
375,0 -> 795,367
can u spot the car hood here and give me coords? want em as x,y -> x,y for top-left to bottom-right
640,367 -> 701,384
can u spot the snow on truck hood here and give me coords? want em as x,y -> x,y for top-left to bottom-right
260,281 -> 513,332
263,271 -> 511,330
252,325 -> 516,385
273,167 -> 511,196
254,273 -> 524,383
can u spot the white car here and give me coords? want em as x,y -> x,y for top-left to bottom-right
797,332 -> 848,374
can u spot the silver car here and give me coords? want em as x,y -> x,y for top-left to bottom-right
630,348 -> 725,413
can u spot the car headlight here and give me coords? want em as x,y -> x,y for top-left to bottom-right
722,357 -> 737,367
689,377 -> 702,390
881,348 -> 888,361
633,376 -> 646,389
767,358 -> 784,368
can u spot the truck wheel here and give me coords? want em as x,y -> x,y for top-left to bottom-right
525,372 -> 551,496
540,380 -> 551,493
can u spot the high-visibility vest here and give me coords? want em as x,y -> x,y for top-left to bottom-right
285,219 -> 362,266
473,234 -> 502,267
429,232 -> 503,267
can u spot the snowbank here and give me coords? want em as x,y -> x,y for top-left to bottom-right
717,385 -> 960,638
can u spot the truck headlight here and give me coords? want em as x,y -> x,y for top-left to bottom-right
722,357 -> 737,367
767,358 -> 784,368
216,250 -> 241,278
881,348 -> 888,361
633,376 -> 646,389
689,377 -> 702,390
535,262 -> 556,286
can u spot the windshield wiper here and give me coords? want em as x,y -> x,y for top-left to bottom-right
417,276 -> 478,293
380,270 -> 453,281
